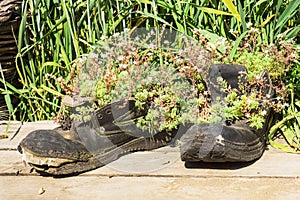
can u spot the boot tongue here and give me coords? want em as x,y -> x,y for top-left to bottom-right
74,121 -> 132,154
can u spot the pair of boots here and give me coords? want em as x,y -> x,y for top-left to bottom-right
18,64 -> 274,176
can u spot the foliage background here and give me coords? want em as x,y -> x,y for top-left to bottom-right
0,0 -> 299,151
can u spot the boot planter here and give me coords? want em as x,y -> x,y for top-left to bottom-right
18,29 -> 281,175
180,121 -> 267,162
180,64 -> 275,163
18,64 -> 275,176
18,30 -> 200,176
18,98 -> 183,176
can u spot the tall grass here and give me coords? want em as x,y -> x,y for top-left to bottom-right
0,0 -> 299,121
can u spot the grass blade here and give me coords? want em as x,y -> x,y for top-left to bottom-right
221,0 -> 241,22
275,0 -> 300,30
238,0 -> 246,33
269,140 -> 299,153
134,11 -> 173,27
229,31 -> 248,60
258,14 -> 276,28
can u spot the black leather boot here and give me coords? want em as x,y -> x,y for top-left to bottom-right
18,99 -> 180,176
180,64 -> 274,162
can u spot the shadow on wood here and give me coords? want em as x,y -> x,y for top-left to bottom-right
184,160 -> 256,170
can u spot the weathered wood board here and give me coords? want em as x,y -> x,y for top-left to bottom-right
0,121 -> 299,200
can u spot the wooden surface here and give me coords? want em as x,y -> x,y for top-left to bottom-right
0,121 -> 300,200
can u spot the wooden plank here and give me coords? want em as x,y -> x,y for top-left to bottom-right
0,120 -> 299,178
1,146 -> 300,178
0,120 -> 300,200
81,146 -> 300,178
0,176 -> 299,200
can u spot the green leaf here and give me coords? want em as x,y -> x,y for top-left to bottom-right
134,11 -> 172,27
40,85 -> 63,97
280,125 -> 295,146
269,140 -> 299,153
200,7 -> 235,16
229,31 -> 248,60
293,120 -> 300,142
238,0 -> 246,32
42,62 -> 62,69
221,0 -> 241,22
0,78 -> 21,95
285,25 -> 300,40
184,3 -> 238,18
137,0 -> 151,4
4,94 -> 13,116
258,14 -> 276,27
254,0 -> 269,7
275,0 -> 300,30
